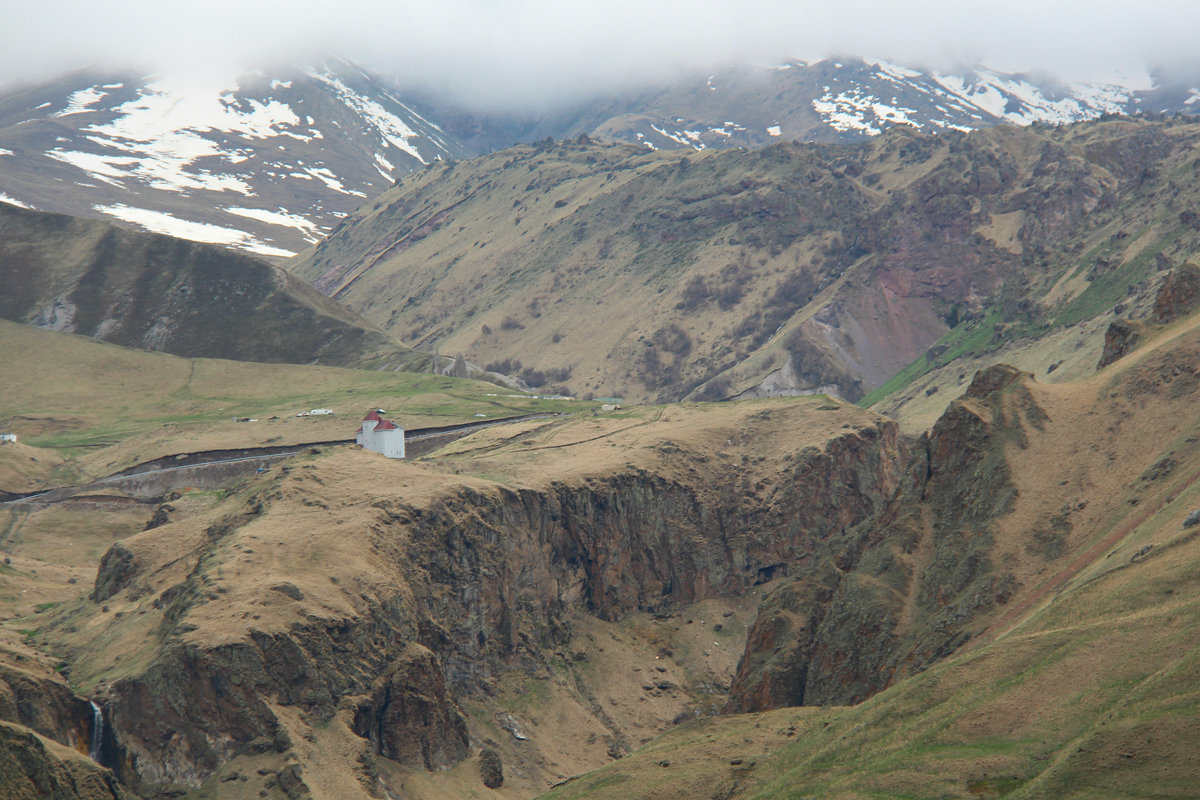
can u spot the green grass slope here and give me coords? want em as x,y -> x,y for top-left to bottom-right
0,319 -> 584,488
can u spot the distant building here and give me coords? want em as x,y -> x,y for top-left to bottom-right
356,410 -> 405,459
0,434 -> 15,444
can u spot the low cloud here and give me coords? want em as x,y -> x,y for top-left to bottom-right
3,1 -> 1198,107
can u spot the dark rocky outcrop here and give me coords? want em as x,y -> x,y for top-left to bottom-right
352,644 -> 469,771
90,545 -> 136,603
0,721 -> 134,800
729,365 -> 1037,711
478,748 -> 503,789
1153,264 -> 1200,324
1098,319 -> 1144,368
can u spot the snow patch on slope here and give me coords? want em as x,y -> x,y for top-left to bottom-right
931,69 -> 1133,125
307,70 -> 429,164
812,87 -> 923,135
224,206 -> 323,243
55,87 -> 108,117
805,59 -> 1139,136
0,193 -> 34,209
96,203 -> 296,257
47,76 -> 306,196
300,166 -> 366,197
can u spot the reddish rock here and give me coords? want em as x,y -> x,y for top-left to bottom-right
1099,320 -> 1144,368
1153,264 -> 1200,324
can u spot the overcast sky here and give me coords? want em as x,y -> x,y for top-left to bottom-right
3,1 -> 1198,107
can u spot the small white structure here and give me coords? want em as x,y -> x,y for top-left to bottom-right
356,410 -> 405,459
0,434 -> 16,444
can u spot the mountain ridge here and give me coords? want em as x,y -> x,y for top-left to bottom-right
289,116 -> 1200,407
0,202 -> 427,372
4,56 -> 1200,259
0,59 -> 472,257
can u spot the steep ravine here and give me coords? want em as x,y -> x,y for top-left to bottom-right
38,401 -> 909,796
727,365 -> 1053,711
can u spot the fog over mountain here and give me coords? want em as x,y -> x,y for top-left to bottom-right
4,0 -> 1198,108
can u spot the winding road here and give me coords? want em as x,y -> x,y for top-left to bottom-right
2,413 -> 560,506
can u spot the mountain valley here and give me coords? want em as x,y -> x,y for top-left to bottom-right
5,50 -> 1200,800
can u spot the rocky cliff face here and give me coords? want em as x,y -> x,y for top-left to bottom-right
42,400 -> 906,795
0,657 -> 127,800
0,662 -> 97,757
0,722 -> 132,800
352,643 -> 469,771
729,365 -> 1041,710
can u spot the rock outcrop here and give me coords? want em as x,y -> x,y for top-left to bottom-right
1153,264 -> 1200,324
728,365 -> 1039,710
0,663 -> 98,758
0,721 -> 132,800
352,644 -> 469,771
105,602 -> 418,788
1098,319 -> 1144,368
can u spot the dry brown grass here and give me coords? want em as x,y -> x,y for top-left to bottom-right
537,306 -> 1200,800
25,395 -> 881,798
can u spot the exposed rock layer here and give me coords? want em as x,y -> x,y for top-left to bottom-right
70,402 -> 907,790
729,365 -> 1039,710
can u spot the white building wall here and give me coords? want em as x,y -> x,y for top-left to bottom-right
375,428 -> 406,459
358,419 -> 405,458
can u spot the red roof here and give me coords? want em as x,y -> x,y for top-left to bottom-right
374,419 -> 399,431
363,410 -> 383,421
355,425 -> 363,433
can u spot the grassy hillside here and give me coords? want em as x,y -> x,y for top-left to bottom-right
0,319 -> 583,488
290,117 -> 1200,406
7,297 -> 1200,799
10,309 -> 1198,800
18,396 -> 899,799
537,308 -> 1200,800
0,203 -> 427,371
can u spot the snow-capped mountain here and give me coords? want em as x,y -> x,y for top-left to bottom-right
0,59 -> 471,257
569,57 -> 1158,152
2,55 -> 1196,259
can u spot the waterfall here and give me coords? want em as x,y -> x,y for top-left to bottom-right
88,700 -> 103,762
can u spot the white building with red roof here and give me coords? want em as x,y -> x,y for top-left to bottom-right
356,410 -> 405,459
